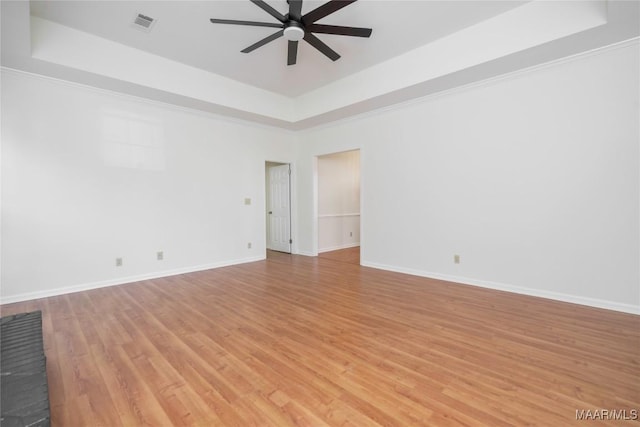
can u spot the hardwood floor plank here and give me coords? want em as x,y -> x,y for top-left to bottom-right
1,249 -> 638,426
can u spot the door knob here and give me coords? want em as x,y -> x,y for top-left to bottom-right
268,211 -> 273,214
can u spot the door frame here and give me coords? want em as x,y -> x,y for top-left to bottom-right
264,160 -> 296,255
313,148 -> 363,259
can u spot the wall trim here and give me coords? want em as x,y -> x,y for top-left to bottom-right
318,243 -> 360,253
360,261 -> 640,315
0,67 -> 296,133
304,38 -> 640,132
318,213 -> 360,218
0,256 -> 265,305
3,39 -> 638,133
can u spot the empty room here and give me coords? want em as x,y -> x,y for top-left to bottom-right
1,0 -> 639,425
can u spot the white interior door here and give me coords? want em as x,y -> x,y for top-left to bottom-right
267,164 -> 291,253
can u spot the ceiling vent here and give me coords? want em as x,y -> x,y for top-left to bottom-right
132,13 -> 156,32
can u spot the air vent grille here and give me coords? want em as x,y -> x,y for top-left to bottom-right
132,13 -> 156,32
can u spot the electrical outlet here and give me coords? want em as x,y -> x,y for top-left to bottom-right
116,257 -> 123,267
157,251 -> 163,261
454,254 -> 460,264
247,242 -> 252,249
349,231 -> 353,237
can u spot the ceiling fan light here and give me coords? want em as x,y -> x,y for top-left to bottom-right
284,26 -> 305,41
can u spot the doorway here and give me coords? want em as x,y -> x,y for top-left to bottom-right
316,150 -> 361,263
265,162 -> 292,253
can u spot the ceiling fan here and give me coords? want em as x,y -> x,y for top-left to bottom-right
209,0 -> 372,65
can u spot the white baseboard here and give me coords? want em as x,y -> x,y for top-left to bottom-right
0,256 -> 265,305
295,251 -> 317,257
318,243 -> 360,253
360,261 -> 639,315
5,255 -> 637,315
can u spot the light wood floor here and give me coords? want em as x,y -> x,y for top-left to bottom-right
318,247 -> 360,265
1,248 -> 638,426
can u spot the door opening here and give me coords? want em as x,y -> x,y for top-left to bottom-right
266,162 -> 292,253
316,150 -> 361,264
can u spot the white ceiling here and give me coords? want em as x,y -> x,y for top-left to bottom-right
29,1 -> 525,97
2,1 -> 639,129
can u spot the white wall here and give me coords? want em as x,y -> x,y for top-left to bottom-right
1,69 -> 295,302
318,150 -> 360,252
2,41 -> 639,314
295,41 -> 640,313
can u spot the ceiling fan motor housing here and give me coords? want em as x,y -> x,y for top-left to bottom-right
284,21 -> 305,41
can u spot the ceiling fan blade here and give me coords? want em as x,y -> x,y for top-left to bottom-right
302,0 -> 357,25
287,40 -> 299,65
241,29 -> 285,53
306,24 -> 371,37
210,18 -> 283,29
304,33 -> 340,61
289,0 -> 303,21
250,0 -> 286,23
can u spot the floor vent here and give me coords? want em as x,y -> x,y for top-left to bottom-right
1,311 -> 51,426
